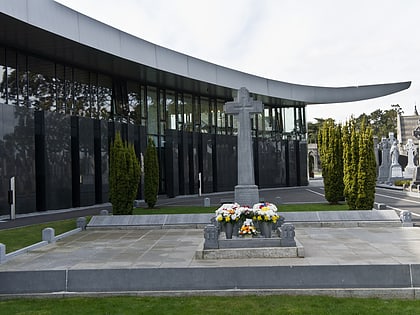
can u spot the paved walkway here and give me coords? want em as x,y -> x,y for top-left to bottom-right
2,225 -> 420,272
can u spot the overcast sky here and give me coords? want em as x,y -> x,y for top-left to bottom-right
56,0 -> 419,123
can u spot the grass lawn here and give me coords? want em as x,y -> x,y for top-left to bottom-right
0,295 -> 419,314
0,219 -> 77,253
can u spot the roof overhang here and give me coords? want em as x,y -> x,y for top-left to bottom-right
0,0 -> 411,106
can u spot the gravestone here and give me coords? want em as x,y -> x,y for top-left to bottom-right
400,210 -> 413,227
280,223 -> 296,247
411,124 -> 420,185
377,136 -> 391,183
388,139 -> 403,182
204,224 -> 219,249
404,139 -> 416,179
42,227 -> 55,243
224,87 -> 263,206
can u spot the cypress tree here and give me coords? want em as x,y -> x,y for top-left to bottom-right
355,120 -> 376,209
109,132 -> 141,215
342,119 -> 359,209
318,120 -> 344,204
144,137 -> 159,208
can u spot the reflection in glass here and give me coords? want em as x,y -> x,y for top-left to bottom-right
147,86 -> 157,134
166,90 -> 176,130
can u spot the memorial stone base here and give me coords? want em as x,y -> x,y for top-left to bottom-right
234,184 -> 260,206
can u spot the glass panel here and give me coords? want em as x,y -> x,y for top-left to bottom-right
0,47 -> 5,104
127,81 -> 142,125
27,56 -> 55,111
177,94 -> 183,130
55,64 -> 66,114
6,49 -> 17,105
166,90 -> 176,130
97,74 -> 112,120
183,93 -> 193,131
200,97 -> 209,133
65,66 -> 74,115
73,68 -> 90,117
216,100 -> 225,134
193,96 -> 200,132
89,72 -> 98,118
159,89 -> 165,135
17,53 -> 28,107
147,86 -> 158,134
283,107 -> 295,133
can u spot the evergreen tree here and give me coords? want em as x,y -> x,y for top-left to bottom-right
144,137 -> 159,208
355,121 -> 376,209
342,119 -> 359,209
109,132 -> 141,215
318,119 -> 344,204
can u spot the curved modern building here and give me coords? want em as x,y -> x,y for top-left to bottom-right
0,0 -> 411,214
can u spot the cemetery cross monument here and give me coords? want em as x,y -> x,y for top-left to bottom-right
224,87 -> 263,206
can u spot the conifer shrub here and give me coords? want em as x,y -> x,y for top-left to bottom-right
109,132 -> 141,215
144,137 -> 159,208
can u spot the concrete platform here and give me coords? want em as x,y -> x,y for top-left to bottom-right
87,210 -> 401,229
2,224 -> 420,297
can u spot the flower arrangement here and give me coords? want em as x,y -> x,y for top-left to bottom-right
239,219 -> 257,236
215,203 -> 242,223
252,202 -> 279,223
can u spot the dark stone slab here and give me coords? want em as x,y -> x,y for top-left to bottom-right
218,238 -> 281,249
410,264 -> 420,287
0,270 -> 66,294
88,214 -> 214,228
67,265 -> 411,292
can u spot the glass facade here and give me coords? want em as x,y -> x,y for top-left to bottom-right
0,44 -> 308,213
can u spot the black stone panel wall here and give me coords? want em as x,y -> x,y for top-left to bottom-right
287,140 -> 298,186
165,130 -> 179,198
189,132 -> 199,194
200,133 -> 214,193
78,117 -> 96,206
214,134 -> 237,192
256,138 -> 287,188
299,140 -> 309,186
178,131 -> 190,195
0,104 -> 36,215
43,111 -> 72,210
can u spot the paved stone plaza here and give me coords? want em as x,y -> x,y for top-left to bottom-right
2,226 -> 420,272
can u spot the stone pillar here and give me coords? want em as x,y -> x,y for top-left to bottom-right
77,217 -> 87,230
42,228 -> 55,243
0,243 -> 6,264
224,87 -> 263,206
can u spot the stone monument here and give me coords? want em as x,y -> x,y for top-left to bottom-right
377,136 -> 391,183
411,123 -> 420,185
224,87 -> 263,206
404,139 -> 416,178
388,138 -> 403,182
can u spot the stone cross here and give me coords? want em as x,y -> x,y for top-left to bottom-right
224,87 -> 263,205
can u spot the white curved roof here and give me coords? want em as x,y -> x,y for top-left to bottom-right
0,0 -> 411,104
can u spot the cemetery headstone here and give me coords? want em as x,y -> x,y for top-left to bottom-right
388,140 -> 403,182
204,224 -> 219,249
377,136 -> 391,183
404,139 -> 416,179
280,223 -> 296,247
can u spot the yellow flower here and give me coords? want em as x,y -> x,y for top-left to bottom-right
216,215 -> 223,222
257,215 -> 262,221
226,216 -> 230,222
